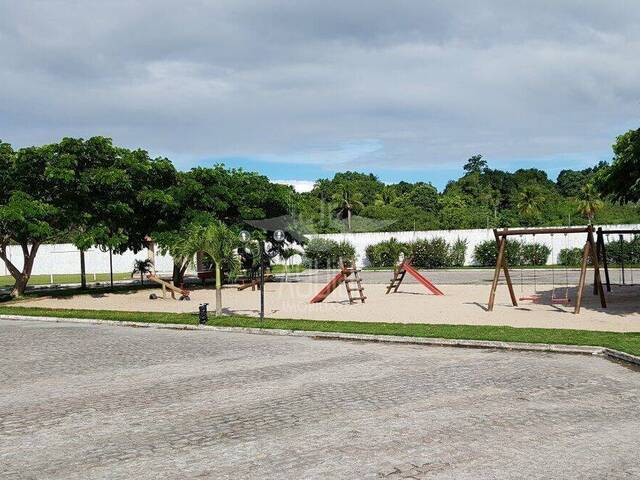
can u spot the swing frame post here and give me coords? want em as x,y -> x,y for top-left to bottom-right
596,227 -> 611,292
597,228 -> 640,290
488,225 -> 606,314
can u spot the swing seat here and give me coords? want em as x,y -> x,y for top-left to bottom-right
519,294 -> 542,302
551,298 -> 571,305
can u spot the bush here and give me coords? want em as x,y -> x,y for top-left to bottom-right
473,239 -> 521,267
365,238 -> 411,267
449,238 -> 468,267
473,239 -> 550,267
558,247 -> 588,267
604,235 -> 640,265
520,243 -> 551,266
302,238 -> 356,269
410,238 -> 452,268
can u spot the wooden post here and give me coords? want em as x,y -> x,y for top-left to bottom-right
587,228 -> 607,308
597,228 -> 611,292
80,250 -> 87,289
574,241 -> 590,314
488,236 -> 507,311
492,229 -> 517,307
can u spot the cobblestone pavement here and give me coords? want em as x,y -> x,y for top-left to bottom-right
2,319 -> 640,479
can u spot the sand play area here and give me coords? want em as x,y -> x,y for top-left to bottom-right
16,279 -> 640,333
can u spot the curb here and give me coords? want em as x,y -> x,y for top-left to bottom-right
2,314 -> 639,367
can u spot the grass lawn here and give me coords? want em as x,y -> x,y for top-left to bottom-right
1,304 -> 639,357
269,265 -> 305,274
0,272 -> 133,287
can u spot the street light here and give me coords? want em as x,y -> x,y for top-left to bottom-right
239,229 -> 286,321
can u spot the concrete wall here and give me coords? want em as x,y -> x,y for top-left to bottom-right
307,224 -> 640,267
0,244 -> 176,276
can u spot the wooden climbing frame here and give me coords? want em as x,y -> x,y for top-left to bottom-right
487,225 -> 606,314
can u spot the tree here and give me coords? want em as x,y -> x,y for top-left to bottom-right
132,259 -> 154,285
197,221 -> 239,316
577,183 -> 604,224
463,154 -> 487,174
515,185 -> 546,223
279,246 -> 300,281
596,128 -> 640,203
331,188 -> 364,231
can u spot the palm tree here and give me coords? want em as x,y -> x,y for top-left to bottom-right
197,221 -> 239,316
577,183 -> 604,224
331,187 -> 364,231
516,186 -> 545,222
279,246 -> 300,281
132,259 -> 154,285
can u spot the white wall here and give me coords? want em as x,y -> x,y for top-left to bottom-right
0,244 -> 176,276
306,224 -> 640,267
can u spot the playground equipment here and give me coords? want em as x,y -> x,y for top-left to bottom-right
488,226 -> 606,314
596,227 -> 638,292
310,259 -> 366,304
386,257 -> 444,295
146,273 -> 190,300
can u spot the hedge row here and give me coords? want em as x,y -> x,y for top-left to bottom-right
365,237 -> 468,268
302,238 -> 357,268
472,240 -> 551,267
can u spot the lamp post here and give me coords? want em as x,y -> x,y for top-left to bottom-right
240,229 -> 285,321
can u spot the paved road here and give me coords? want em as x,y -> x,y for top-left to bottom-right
1,319 -> 639,479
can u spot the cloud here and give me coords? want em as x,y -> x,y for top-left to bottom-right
273,180 -> 316,193
1,1 -> 639,173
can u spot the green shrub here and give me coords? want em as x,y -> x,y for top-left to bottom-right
302,238 -> 356,268
558,247 -> 589,266
365,238 -> 411,267
604,235 -> 640,265
410,238 -> 452,268
520,243 -> 551,266
473,239 -> 521,267
449,238 -> 468,267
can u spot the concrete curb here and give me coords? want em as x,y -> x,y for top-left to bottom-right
2,314 -> 639,367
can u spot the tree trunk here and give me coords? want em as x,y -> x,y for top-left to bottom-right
172,260 -> 189,286
140,272 -> 144,285
0,241 -> 40,298
80,250 -> 87,289
347,209 -> 352,231
215,262 -> 223,316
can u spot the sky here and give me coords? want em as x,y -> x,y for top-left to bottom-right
1,1 -> 639,191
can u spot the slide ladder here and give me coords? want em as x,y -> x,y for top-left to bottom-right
310,262 -> 366,304
385,258 -> 444,296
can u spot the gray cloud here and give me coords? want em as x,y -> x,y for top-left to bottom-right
1,1 -> 639,170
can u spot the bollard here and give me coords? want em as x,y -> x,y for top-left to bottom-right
198,303 -> 209,325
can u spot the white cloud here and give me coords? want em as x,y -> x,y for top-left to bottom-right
273,180 -> 315,193
1,1 -> 638,169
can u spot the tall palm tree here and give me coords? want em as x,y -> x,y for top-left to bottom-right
577,183 -> 604,224
279,246 -> 300,281
131,259 -> 154,285
331,187 -> 364,231
516,186 -> 545,221
197,221 -> 239,316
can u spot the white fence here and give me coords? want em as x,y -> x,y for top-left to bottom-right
1,223 -> 639,277
0,244 -> 175,277
308,224 -> 640,267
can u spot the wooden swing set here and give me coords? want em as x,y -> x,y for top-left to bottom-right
488,225 -> 606,314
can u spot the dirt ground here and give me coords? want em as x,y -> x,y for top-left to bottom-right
17,278 -> 640,333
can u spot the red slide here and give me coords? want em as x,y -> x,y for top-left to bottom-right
403,263 -> 444,296
310,271 -> 348,303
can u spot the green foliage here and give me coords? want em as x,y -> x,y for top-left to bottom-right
596,128 -> 640,203
473,240 -> 550,267
450,238 -> 468,267
603,235 -> 640,265
302,238 -> 356,268
410,238 -> 452,268
365,238 -> 411,267
558,248 -> 589,267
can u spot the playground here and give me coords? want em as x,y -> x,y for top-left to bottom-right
15,271 -> 640,333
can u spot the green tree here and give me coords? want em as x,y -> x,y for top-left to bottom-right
515,185 -> 546,223
463,154 -> 487,174
596,128 -> 640,203
131,259 -> 154,285
197,221 -> 239,316
331,188 -> 364,231
577,183 -> 604,224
